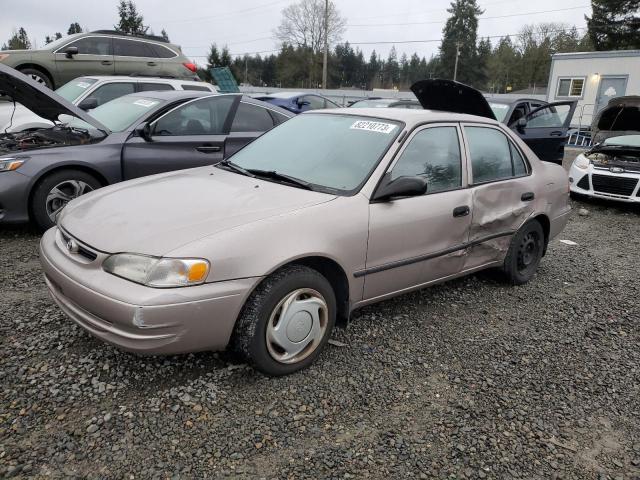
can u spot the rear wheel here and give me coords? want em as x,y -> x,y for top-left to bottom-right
31,170 -> 101,231
17,67 -> 53,89
232,265 -> 336,376
502,220 -> 545,285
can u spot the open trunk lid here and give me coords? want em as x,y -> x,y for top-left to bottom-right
410,79 -> 496,120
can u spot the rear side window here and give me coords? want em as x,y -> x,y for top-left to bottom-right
153,96 -> 235,136
270,110 -> 290,125
113,38 -> 154,57
302,95 -> 325,110
64,37 -> 112,55
231,102 -> 274,132
181,84 -> 213,91
147,43 -> 177,59
91,82 -> 135,107
466,126 -> 526,183
138,82 -> 174,92
390,126 -> 462,193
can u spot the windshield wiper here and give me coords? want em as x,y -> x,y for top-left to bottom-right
216,159 -> 255,177
246,169 -> 313,190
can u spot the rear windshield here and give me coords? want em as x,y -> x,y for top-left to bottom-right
55,78 -> 99,103
350,99 -> 394,108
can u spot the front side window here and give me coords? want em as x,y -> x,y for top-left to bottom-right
64,37 -> 112,55
557,78 -> 584,97
527,104 -> 572,128
153,96 -> 234,136
91,82 -> 135,107
113,38 -> 154,57
55,77 -> 99,102
390,126 -> 462,194
231,103 -> 274,132
466,127 -> 516,184
228,114 -> 402,193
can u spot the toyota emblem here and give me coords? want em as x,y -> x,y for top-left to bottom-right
609,167 -> 624,173
66,238 -> 79,253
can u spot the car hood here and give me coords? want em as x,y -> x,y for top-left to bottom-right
410,79 -> 496,120
0,63 -> 109,132
591,96 -> 640,142
60,167 -> 337,256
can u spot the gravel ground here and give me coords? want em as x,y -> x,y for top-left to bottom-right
1,180 -> 640,478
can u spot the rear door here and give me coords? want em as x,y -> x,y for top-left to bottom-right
54,37 -> 114,85
122,95 -> 239,179
225,101 -> 280,156
113,38 -> 162,77
510,101 -> 576,163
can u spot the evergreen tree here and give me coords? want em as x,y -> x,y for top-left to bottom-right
161,29 -> 170,42
586,0 -> 639,50
67,22 -> 83,35
476,37 -> 492,90
437,0 -> 483,85
220,46 -> 232,67
3,28 -> 31,50
385,47 -> 400,89
115,0 -> 148,35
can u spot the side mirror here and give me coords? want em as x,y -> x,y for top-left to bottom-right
372,175 -> 428,202
77,97 -> 98,111
134,122 -> 152,142
297,100 -> 310,108
65,46 -> 79,58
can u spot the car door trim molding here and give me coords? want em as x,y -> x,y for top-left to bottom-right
353,230 -> 516,277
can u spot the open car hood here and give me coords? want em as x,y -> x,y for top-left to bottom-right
591,96 -> 640,142
0,63 -> 109,132
410,79 -> 496,120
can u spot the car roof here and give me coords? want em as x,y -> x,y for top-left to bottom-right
75,76 -> 212,86
310,107 -> 501,127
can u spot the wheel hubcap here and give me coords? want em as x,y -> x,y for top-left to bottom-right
46,180 -> 93,222
517,232 -> 539,271
265,288 -> 328,364
29,73 -> 45,85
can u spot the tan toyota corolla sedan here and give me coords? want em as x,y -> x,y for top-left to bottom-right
40,82 -> 570,375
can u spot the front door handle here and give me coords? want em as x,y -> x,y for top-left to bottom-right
550,131 -> 563,136
196,145 -> 221,153
101,60 -> 113,66
521,192 -> 535,201
147,61 -> 157,67
453,206 -> 470,217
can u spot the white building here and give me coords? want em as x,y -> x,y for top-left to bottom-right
547,49 -> 640,128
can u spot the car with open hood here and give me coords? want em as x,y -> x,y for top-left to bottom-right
0,64 -> 292,230
40,100 -> 571,376
590,95 -> 640,144
411,79 -> 576,164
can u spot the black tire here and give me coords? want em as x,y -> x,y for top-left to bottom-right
501,220 -> 545,285
232,265 -> 336,376
30,169 -> 101,231
17,67 -> 53,89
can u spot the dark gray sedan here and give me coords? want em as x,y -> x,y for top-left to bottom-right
0,64 -> 292,229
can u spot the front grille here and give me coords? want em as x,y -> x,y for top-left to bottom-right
591,175 -> 638,197
576,175 -> 590,190
60,230 -> 98,261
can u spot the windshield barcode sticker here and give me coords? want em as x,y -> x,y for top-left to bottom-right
133,99 -> 159,108
76,82 -> 91,89
350,121 -> 397,134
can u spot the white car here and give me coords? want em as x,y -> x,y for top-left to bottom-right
569,135 -> 640,203
0,75 -> 217,132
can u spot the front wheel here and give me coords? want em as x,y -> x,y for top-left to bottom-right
18,68 -> 53,89
501,220 -> 545,285
232,265 -> 336,376
31,170 -> 101,231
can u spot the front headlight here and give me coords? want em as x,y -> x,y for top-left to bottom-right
573,155 -> 590,170
103,253 -> 210,287
0,157 -> 26,172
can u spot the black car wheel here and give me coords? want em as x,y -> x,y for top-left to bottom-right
232,265 -> 336,376
502,220 -> 545,285
17,68 -> 53,89
31,170 -> 101,231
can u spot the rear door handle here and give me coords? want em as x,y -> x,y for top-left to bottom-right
147,61 -> 157,66
550,131 -> 563,136
521,192 -> 535,201
196,145 -> 221,153
453,206 -> 470,217
101,60 -> 113,66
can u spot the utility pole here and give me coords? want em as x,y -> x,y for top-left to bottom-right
453,42 -> 461,82
244,56 -> 248,85
322,0 -> 329,89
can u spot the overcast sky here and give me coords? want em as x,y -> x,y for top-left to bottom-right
2,0 -> 591,63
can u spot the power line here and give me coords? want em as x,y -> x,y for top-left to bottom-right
147,0 -> 289,25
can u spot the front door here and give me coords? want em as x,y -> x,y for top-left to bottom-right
595,76 -> 628,113
461,124 -> 537,270
510,101 -> 576,163
122,95 -> 238,179
364,124 -> 472,300
54,37 -> 114,85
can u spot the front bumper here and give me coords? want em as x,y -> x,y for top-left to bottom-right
0,170 -> 31,223
39,227 -> 261,355
569,161 -> 640,203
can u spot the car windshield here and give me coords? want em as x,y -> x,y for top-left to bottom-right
67,95 -> 163,132
55,78 -> 99,103
227,114 -> 402,194
489,102 -> 510,122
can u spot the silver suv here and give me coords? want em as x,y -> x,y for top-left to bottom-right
0,30 -> 198,89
